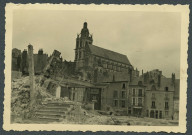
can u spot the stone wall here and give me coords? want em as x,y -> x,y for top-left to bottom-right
94,69 -> 130,83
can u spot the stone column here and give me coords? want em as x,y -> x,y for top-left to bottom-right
28,44 -> 35,109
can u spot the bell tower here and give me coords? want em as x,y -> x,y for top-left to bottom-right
75,22 -> 93,71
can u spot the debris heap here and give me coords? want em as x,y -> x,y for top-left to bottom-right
11,76 -> 53,120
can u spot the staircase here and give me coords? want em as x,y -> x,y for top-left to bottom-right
34,101 -> 74,123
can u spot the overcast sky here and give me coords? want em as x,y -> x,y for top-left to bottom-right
12,10 -> 181,78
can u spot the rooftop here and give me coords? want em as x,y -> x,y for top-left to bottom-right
88,44 -> 131,65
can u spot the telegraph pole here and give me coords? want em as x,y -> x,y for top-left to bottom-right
28,44 -> 35,109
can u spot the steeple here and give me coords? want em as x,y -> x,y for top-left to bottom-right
74,22 -> 93,71
81,22 -> 90,38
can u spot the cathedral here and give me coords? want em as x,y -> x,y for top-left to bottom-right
74,22 -> 138,82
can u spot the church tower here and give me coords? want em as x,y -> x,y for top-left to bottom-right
75,22 -> 93,71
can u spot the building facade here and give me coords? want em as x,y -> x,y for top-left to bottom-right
129,84 -> 145,117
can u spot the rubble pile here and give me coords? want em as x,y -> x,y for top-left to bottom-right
11,77 -> 30,118
84,115 -> 115,125
11,76 -> 53,119
61,104 -> 115,125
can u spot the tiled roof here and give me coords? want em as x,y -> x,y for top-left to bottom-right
88,45 -> 131,65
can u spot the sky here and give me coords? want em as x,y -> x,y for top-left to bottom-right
12,10 -> 181,78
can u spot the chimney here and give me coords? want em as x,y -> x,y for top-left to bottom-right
172,73 -> 175,86
38,49 -> 43,55
158,74 -> 161,87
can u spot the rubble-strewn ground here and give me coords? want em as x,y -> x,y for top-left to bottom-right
11,76 -> 178,126
12,114 -> 178,126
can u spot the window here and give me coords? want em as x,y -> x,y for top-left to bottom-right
122,91 -> 126,98
152,101 -> 156,108
122,100 -> 125,108
133,89 -> 136,96
122,83 -> 126,89
80,41 -> 82,48
138,98 -> 142,106
155,111 -> 158,119
114,100 -> 118,107
165,102 -> 169,109
113,91 -> 118,98
138,89 -> 142,96
133,98 -> 135,105
165,87 -> 169,91
150,110 -> 155,118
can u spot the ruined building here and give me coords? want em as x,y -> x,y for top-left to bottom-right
12,49 -> 49,75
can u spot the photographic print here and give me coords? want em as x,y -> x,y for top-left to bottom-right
3,4 -> 189,133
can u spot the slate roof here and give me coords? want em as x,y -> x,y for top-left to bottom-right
88,45 -> 131,65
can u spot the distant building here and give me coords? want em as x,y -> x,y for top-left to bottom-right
135,70 -> 179,119
129,79 -> 145,117
12,48 -> 49,75
101,81 -> 129,115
